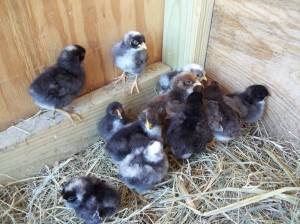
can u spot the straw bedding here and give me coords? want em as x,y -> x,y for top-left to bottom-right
1,122 -> 299,224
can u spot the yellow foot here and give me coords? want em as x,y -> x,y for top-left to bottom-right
207,138 -> 217,148
130,76 -> 140,94
53,108 -> 82,126
113,72 -> 128,85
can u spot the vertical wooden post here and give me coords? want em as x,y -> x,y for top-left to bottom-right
162,0 -> 215,69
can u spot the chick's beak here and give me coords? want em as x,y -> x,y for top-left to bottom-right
139,42 -> 147,50
201,75 -> 208,81
193,80 -> 201,87
116,109 -> 123,119
145,118 -> 152,129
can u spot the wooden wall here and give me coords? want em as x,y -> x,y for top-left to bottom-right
162,0 -> 214,69
0,0 -> 164,131
205,0 -> 300,141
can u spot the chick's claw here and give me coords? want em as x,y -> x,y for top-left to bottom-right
130,76 -> 140,94
207,138 -> 217,148
54,108 -> 82,126
113,72 -> 128,85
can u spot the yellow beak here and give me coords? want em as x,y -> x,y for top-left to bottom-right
116,109 -> 122,119
201,75 -> 208,81
139,42 -> 147,50
145,118 -> 151,129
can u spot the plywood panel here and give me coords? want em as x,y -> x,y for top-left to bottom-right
162,0 -> 215,69
0,0 -> 164,131
205,0 -> 300,141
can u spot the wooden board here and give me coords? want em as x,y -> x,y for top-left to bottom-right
0,62 -> 171,184
205,0 -> 300,141
162,0 -> 215,69
0,0 -> 164,131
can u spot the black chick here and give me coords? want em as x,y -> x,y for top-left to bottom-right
223,85 -> 270,123
112,31 -> 148,94
119,138 -> 168,194
166,85 -> 211,159
105,108 -> 162,164
28,45 -> 86,125
61,176 -> 120,224
155,63 -> 207,94
146,71 -> 202,121
98,102 -> 130,142
203,81 -> 241,142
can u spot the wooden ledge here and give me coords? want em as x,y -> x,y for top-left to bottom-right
0,62 -> 171,183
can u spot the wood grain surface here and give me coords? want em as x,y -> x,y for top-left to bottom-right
0,0 -> 164,131
205,0 -> 300,141
162,0 -> 215,69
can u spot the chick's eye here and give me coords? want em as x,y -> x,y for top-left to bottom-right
133,40 -> 139,45
186,80 -> 193,85
67,196 -> 76,201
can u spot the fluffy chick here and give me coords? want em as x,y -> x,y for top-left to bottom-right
147,71 -> 202,121
112,31 -> 148,94
155,63 -> 207,94
28,45 -> 86,125
119,139 -> 168,194
203,81 -> 240,142
105,108 -> 162,164
61,176 -> 120,224
167,85 -> 211,159
223,85 -> 269,123
98,102 -> 130,142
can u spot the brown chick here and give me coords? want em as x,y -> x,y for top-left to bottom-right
146,72 -> 202,121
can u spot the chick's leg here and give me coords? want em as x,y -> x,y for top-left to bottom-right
52,108 -> 82,126
113,71 -> 128,85
130,75 -> 140,94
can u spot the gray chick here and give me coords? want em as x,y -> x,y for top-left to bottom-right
61,176 -> 120,224
155,63 -> 207,94
119,138 -> 168,195
112,31 -> 148,94
28,45 -> 86,125
223,85 -> 270,123
98,102 -> 130,142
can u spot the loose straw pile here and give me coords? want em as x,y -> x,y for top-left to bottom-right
1,122 -> 299,223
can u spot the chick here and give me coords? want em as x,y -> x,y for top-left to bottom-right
105,108 -> 162,164
223,85 -> 270,123
119,139 -> 168,194
155,63 -> 207,94
28,45 -> 86,125
147,71 -> 202,121
112,31 -> 148,94
98,102 -> 130,142
203,81 -> 240,142
166,85 -> 211,159
61,176 -> 120,224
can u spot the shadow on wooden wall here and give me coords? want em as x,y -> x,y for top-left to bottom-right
0,0 -> 164,131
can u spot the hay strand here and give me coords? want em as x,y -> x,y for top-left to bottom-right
181,187 -> 300,217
